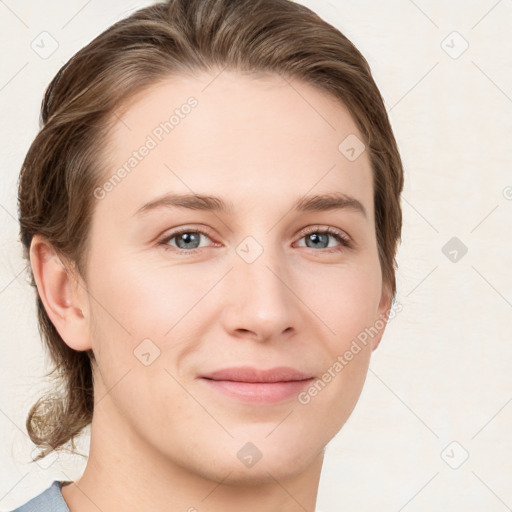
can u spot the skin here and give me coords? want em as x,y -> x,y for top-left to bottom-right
31,70 -> 392,512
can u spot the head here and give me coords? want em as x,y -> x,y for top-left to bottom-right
19,0 -> 403,482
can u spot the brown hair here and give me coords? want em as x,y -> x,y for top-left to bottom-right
18,0 -> 404,461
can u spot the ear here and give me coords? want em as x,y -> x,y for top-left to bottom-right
29,234 -> 91,352
370,282 -> 393,352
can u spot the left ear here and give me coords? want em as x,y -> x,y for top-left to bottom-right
371,283 -> 393,352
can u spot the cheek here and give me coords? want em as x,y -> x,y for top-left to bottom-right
87,252 -> 212,339
85,254 -> 199,434
300,259 -> 383,349
85,251 -> 226,397
299,259 -> 382,430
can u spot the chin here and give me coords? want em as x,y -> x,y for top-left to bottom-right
193,435 -> 325,485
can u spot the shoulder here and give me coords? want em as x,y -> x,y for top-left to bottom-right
8,481 -> 71,512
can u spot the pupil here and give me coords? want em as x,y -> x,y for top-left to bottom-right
307,233 -> 328,249
178,232 -> 199,249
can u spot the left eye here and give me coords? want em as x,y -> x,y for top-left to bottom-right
295,227 -> 351,251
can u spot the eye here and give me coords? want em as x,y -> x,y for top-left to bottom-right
295,225 -> 352,252
159,228 -> 217,253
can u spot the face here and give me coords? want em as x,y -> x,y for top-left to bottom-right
79,70 -> 391,483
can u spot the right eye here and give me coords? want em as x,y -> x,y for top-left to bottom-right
158,227 -> 219,254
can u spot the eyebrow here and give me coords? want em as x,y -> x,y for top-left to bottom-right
134,191 -> 367,218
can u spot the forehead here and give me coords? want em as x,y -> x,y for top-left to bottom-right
98,70 -> 374,221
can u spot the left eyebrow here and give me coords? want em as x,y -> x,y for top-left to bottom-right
133,191 -> 367,219
293,192 -> 367,218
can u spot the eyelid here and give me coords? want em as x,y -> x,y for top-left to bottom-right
299,224 -> 351,242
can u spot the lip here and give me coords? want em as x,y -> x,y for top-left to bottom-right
199,366 -> 315,404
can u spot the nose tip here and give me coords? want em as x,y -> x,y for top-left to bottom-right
220,252 -> 299,342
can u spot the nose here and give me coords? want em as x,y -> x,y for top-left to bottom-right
219,242 -> 302,343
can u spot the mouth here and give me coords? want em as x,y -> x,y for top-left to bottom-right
199,366 -> 315,403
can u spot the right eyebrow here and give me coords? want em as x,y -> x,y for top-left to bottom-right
134,193 -> 234,217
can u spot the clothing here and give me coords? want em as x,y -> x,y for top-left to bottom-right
9,481 -> 70,512
8,480 -> 326,511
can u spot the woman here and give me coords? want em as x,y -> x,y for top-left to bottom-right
12,0 -> 404,510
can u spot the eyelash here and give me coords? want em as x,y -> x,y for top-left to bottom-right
158,225 -> 352,255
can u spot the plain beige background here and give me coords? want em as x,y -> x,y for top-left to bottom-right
1,1 -> 511,510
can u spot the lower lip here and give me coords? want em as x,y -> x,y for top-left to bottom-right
200,378 -> 314,403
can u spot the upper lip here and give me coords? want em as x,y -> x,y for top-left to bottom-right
201,366 -> 314,383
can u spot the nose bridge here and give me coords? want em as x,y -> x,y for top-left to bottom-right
221,233 -> 298,340
236,234 -> 290,308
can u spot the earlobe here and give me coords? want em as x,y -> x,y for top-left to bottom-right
30,234 -> 91,352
